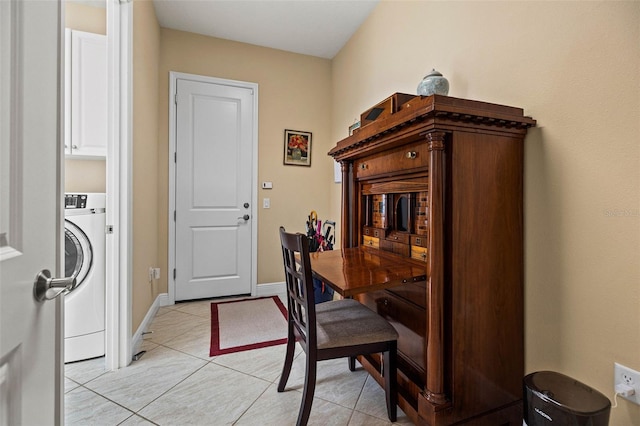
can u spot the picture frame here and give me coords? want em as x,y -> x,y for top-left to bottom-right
283,129 -> 312,167
349,120 -> 361,136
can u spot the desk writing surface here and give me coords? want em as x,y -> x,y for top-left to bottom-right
309,246 -> 427,297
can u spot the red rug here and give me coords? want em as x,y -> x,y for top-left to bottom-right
210,296 -> 288,356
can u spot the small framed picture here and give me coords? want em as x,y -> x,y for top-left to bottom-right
349,121 -> 361,136
283,129 -> 312,167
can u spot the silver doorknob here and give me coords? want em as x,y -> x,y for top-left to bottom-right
33,269 -> 76,302
238,214 -> 250,221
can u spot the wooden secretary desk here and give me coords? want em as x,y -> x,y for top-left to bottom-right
326,94 -> 536,425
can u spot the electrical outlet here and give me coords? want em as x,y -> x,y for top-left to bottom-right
614,363 -> 640,405
148,267 -> 160,282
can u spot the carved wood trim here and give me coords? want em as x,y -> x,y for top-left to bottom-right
328,95 -> 536,160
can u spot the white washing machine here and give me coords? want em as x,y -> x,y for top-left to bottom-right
64,193 -> 106,363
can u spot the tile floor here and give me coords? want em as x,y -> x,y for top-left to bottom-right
64,297 -> 413,425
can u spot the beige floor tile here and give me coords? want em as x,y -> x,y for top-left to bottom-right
154,305 -> 178,317
119,414 -> 157,425
65,356 -> 107,384
283,356 -> 368,409
65,377 -> 81,394
146,309 -> 209,345
235,382 -> 353,426
161,322 -> 212,360
137,362 -> 270,425
63,298 -> 415,426
172,299 -> 213,318
84,346 -> 207,412
137,337 -> 160,353
349,410 -> 397,426
211,343 -> 301,382
65,386 -> 133,426
354,375 -> 412,424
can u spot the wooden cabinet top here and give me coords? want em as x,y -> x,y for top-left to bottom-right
329,94 -> 536,161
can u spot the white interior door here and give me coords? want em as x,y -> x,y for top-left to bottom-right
0,0 -> 63,424
174,78 -> 255,301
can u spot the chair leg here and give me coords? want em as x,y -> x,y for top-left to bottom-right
277,328 -> 296,392
384,342 -> 398,422
297,354 -> 317,426
348,356 -> 356,372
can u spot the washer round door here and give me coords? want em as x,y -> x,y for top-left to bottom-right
64,219 -> 93,290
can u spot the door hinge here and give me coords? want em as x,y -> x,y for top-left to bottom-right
173,268 -> 176,279
174,94 -> 178,105
173,210 -> 176,222
106,225 -> 114,234
174,152 -> 177,163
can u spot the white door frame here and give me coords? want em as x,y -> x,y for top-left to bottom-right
105,0 -> 132,370
168,72 -> 258,304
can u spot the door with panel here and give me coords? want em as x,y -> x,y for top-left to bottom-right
174,78 -> 255,301
0,0 -> 64,424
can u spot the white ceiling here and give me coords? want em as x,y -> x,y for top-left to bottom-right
152,0 -> 380,59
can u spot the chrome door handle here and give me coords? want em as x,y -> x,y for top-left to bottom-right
237,214 -> 250,221
33,269 -> 76,302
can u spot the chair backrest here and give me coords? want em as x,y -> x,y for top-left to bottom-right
279,227 -> 317,353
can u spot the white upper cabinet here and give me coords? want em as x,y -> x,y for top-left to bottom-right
65,29 -> 107,158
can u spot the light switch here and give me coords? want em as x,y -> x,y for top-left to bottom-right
263,198 -> 270,208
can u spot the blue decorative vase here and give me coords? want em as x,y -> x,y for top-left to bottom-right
417,69 -> 449,96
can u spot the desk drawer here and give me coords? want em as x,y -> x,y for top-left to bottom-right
355,142 -> 428,179
362,235 -> 379,249
411,245 -> 428,262
357,290 -> 426,374
380,239 -> 410,257
363,227 -> 385,239
410,235 -> 427,248
386,232 -> 410,245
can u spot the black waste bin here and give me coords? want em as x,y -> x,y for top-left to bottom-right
524,371 -> 611,426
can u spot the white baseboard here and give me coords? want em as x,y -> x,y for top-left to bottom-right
157,292 -> 171,307
255,281 -> 286,299
131,292 -> 169,359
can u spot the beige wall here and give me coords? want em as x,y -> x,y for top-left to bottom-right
64,159 -> 106,193
64,1 -> 105,34
64,2 -> 106,193
131,0 -> 161,332
157,29 -> 333,295
331,1 -> 640,424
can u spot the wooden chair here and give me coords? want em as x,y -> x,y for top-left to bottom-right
278,227 -> 398,426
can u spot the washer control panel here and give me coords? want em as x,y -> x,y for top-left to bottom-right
65,194 -> 87,209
